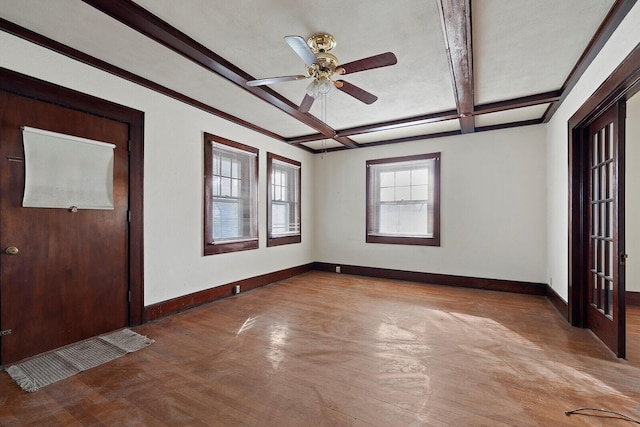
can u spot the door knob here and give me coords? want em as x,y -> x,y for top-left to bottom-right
5,246 -> 19,255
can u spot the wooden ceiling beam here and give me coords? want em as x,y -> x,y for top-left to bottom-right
286,110 -> 459,144
438,0 -> 475,134
288,88 -> 559,144
81,0 -> 359,148
475,91 -> 561,115
337,110 -> 460,138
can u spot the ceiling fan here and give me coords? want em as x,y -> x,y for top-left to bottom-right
246,34 -> 397,113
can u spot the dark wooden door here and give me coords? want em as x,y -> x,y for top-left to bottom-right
586,103 -> 626,358
0,91 -> 130,364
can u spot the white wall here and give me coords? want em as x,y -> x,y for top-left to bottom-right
626,92 -> 640,292
546,3 -> 640,301
5,2 -> 639,307
314,126 -> 547,283
0,32 -> 315,306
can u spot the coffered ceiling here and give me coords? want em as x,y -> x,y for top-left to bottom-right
0,0 -> 630,152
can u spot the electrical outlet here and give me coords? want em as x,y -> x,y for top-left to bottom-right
336,266 -> 341,273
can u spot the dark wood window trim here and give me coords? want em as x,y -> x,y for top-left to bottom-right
204,133 -> 258,255
366,152 -> 441,246
267,152 -> 302,247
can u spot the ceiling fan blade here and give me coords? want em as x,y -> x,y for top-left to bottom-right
284,35 -> 318,67
299,94 -> 315,113
338,52 -> 397,75
335,80 -> 378,105
246,75 -> 308,87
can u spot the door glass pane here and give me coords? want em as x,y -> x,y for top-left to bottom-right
607,280 -> 613,315
608,201 -> 613,239
607,123 -> 614,160
601,165 -> 607,200
599,128 -> 605,164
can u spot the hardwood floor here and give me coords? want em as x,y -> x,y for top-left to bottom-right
1,271 -> 640,426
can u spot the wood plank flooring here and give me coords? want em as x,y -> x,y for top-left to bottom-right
2,271 -> 640,426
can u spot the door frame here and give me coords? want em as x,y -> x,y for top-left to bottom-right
0,68 -> 144,326
568,44 -> 640,351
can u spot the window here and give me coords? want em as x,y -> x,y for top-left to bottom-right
204,133 -> 258,255
267,153 -> 301,246
366,153 -> 440,246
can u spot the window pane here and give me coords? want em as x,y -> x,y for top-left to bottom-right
231,178 -> 239,197
379,203 -> 428,235
380,171 -> 395,187
412,168 -> 428,185
272,202 -> 289,234
221,157 -> 231,177
396,170 -> 411,186
212,156 -> 220,175
412,185 -> 429,200
396,186 -> 411,201
220,177 -> 231,197
380,187 -> 394,202
231,160 -> 239,179
212,176 -> 220,196
213,201 -> 239,239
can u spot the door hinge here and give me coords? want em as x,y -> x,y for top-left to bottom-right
128,210 -> 132,222
0,329 -> 12,336
128,291 -> 132,303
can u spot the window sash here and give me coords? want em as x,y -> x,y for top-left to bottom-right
270,162 -> 299,237
367,153 -> 440,246
267,153 -> 301,246
204,134 -> 258,255
211,144 -> 257,243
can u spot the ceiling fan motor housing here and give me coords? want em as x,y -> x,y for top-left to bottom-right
307,33 -> 336,53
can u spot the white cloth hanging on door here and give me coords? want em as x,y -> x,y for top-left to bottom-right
21,126 -> 115,210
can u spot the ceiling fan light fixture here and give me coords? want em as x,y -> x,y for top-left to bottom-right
306,76 -> 335,98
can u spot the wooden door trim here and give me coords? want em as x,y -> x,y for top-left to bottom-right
0,67 -> 145,326
568,44 -> 640,331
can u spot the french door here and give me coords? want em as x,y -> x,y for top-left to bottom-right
586,102 -> 626,358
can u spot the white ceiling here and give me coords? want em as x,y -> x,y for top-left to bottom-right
0,0 -> 618,151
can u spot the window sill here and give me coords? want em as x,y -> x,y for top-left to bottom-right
267,234 -> 301,247
204,239 -> 259,255
366,234 -> 440,247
